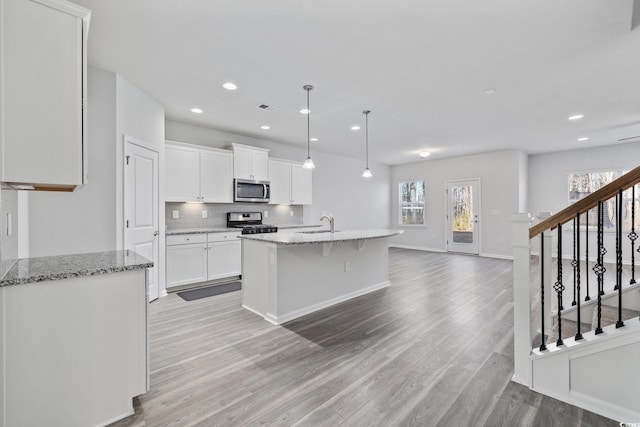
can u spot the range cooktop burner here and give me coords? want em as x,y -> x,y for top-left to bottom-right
227,212 -> 278,234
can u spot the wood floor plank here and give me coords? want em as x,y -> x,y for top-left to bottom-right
107,248 -> 618,427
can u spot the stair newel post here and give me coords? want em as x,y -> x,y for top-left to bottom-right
585,211 -> 590,301
511,213 -> 533,386
575,214 -> 583,340
539,232 -> 547,351
630,185 -> 637,285
571,217 -> 578,306
594,201 -> 604,334
554,223 -> 565,346
616,190 -> 625,328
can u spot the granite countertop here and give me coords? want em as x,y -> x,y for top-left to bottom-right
165,224 -> 322,235
0,250 -> 153,287
238,229 -> 403,245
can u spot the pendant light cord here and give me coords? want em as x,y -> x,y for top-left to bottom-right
307,87 -> 311,158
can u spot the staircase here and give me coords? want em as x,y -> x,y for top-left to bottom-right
512,165 -> 640,423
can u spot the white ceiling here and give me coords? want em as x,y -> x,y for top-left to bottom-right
74,0 -> 640,165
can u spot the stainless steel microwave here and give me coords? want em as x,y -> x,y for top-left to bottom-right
234,179 -> 270,203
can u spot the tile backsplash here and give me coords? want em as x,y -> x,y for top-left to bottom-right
166,202 -> 303,230
0,188 -> 19,278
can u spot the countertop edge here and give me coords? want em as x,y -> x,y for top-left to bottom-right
0,250 -> 153,288
238,229 -> 403,245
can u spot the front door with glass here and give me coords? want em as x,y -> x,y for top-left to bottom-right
446,180 -> 480,254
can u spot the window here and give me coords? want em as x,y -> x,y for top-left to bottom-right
399,180 -> 425,225
567,170 -> 639,231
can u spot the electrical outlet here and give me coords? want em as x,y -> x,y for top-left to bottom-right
290,210 -> 294,217
344,262 -> 350,272
263,211 -> 269,218
202,210 -> 208,219
172,210 -> 179,219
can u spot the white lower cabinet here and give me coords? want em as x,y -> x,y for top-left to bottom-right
207,233 -> 241,280
166,232 -> 241,290
166,234 -> 208,288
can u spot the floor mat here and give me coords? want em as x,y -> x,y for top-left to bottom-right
177,281 -> 241,301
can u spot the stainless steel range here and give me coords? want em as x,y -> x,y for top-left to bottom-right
227,212 -> 278,234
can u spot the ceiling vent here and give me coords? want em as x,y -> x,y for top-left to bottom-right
256,103 -> 277,112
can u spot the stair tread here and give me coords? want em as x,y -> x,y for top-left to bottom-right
546,318 -> 591,345
591,304 -> 640,329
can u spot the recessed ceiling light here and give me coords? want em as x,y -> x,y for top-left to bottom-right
577,137 -> 589,141
223,82 -> 237,91
300,108 -> 310,114
419,151 -> 431,158
190,107 -> 203,114
310,137 -> 319,142
261,125 -> 270,130
351,125 -> 361,131
485,88 -> 496,95
568,114 -> 584,120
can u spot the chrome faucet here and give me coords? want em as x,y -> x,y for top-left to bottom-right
320,214 -> 335,233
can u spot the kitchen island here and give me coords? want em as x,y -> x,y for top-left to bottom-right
0,250 -> 152,427
240,229 -> 402,324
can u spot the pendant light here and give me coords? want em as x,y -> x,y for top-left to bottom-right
362,110 -> 372,178
302,85 -> 315,169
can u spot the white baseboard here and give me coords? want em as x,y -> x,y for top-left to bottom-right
390,245 -> 513,260
262,281 -> 391,325
389,244 -> 446,253
479,252 -> 514,260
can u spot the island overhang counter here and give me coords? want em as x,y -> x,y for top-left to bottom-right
239,229 -> 402,324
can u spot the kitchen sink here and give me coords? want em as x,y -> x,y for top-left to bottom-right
297,230 -> 340,234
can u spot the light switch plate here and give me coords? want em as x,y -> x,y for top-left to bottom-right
172,210 -> 179,219
263,211 -> 269,218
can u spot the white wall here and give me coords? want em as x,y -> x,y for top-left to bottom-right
165,120 -> 391,229
529,141 -> 640,262
389,150 -> 526,258
115,76 -> 166,249
27,69 -> 165,285
27,68 -> 117,257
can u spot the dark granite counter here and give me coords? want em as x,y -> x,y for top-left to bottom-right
0,250 -> 153,287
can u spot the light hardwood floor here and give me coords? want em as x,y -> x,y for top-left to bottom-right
110,248 -> 617,427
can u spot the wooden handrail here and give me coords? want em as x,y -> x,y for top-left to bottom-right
530,164 -> 640,239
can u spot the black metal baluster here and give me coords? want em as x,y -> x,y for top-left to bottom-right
540,232 -> 547,351
575,213 -> 583,340
616,191 -> 624,328
572,219 -> 577,306
630,185 -> 637,285
585,211 -> 590,301
554,223 -> 565,346
594,201 -> 604,335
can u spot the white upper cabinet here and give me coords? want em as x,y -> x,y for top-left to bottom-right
291,163 -> 312,205
268,159 -> 312,205
165,144 -> 200,202
268,160 -> 292,204
1,0 -> 90,191
231,143 -> 269,181
165,142 -> 233,203
200,149 -> 233,202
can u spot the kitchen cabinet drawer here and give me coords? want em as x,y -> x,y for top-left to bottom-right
166,234 -> 207,246
207,232 -> 241,242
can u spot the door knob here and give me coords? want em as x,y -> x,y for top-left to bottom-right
153,230 -> 159,236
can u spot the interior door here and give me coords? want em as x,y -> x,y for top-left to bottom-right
124,139 -> 160,301
446,180 -> 480,254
